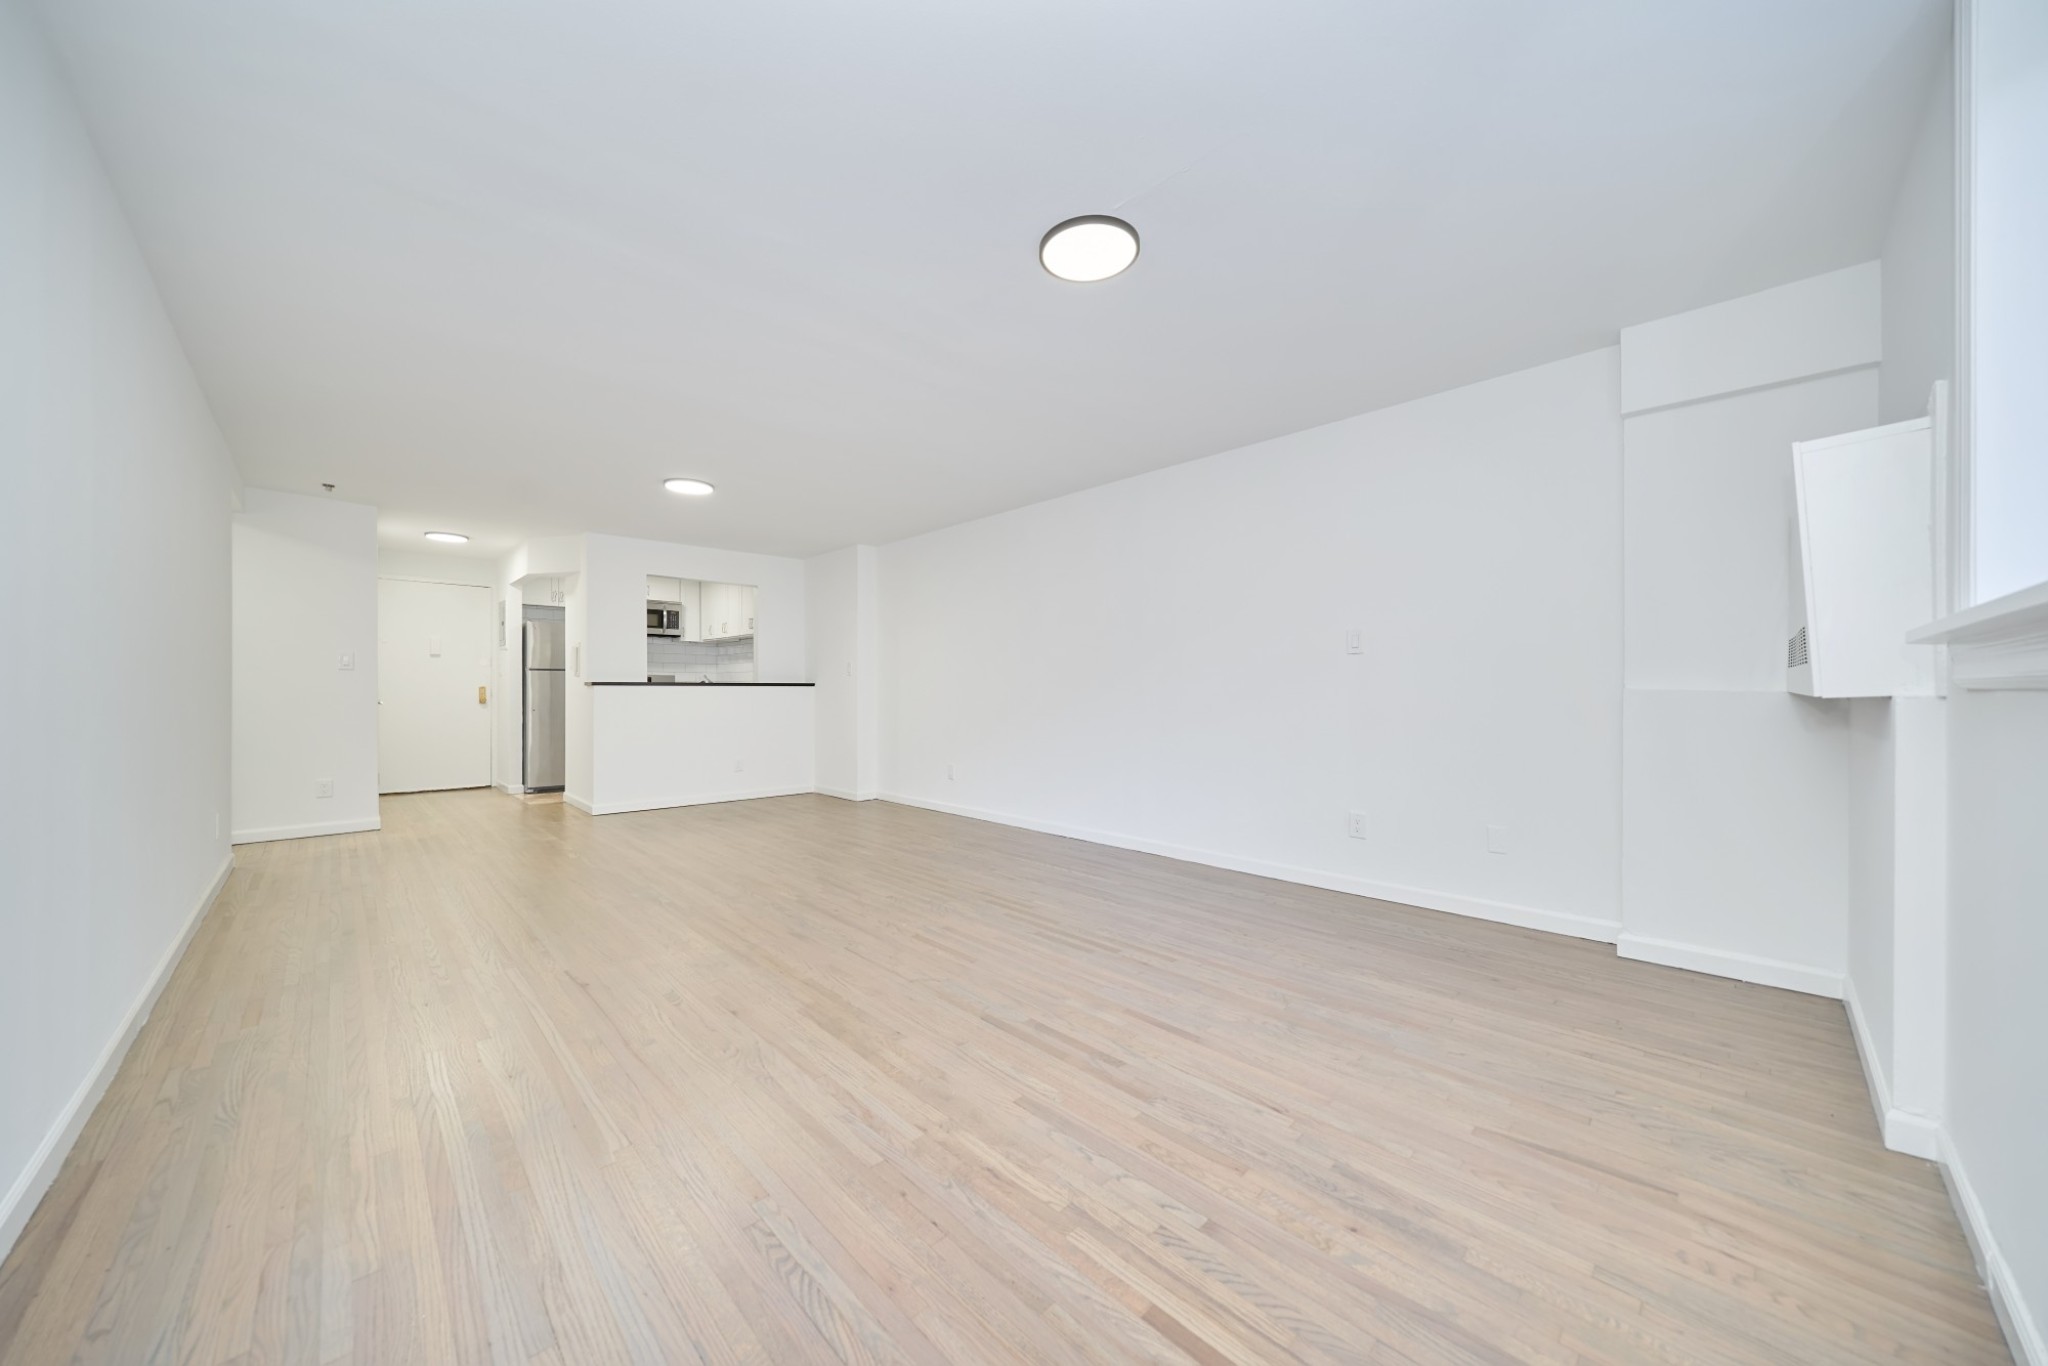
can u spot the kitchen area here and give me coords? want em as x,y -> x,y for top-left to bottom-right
644,575 -> 758,682
495,533 -> 817,816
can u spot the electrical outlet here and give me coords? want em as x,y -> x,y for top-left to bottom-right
1486,824 -> 1508,854
1347,812 -> 1367,839
338,651 -> 355,671
733,759 -> 744,773
1345,628 -> 1363,655
946,764 -> 955,781
314,778 -> 334,799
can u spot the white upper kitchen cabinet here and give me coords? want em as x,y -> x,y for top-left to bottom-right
699,582 -> 756,640
678,579 -> 703,641
703,582 -> 732,639
1786,417 -> 1937,699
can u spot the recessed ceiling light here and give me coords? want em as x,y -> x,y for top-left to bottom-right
423,531 -> 469,544
1040,215 -> 1140,283
663,478 -> 715,496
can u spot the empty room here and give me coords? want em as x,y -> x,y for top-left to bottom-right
3,0 -> 2045,1362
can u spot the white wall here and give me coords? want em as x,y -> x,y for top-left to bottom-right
375,548 -> 497,587
1967,0 -> 2048,602
1616,266 -> 1880,995
807,545 -> 880,799
1844,47 -> 1958,1163
563,542 -> 594,806
492,563 -> 524,790
231,490 -> 380,841
0,0 -> 240,1256
1845,699 -> 1897,1080
881,349 -> 1625,942
1946,689 -> 2048,1363
585,688 -> 817,814
1937,7 -> 2048,1357
1881,55 -> 1957,426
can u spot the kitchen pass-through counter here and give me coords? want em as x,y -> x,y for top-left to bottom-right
569,680 -> 816,815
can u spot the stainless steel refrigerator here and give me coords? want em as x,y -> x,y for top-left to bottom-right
523,619 -> 566,791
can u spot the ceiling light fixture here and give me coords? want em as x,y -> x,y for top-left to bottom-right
423,531 -> 469,544
663,478 -> 715,496
1039,215 -> 1140,283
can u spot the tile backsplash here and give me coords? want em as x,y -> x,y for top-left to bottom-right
647,636 -> 756,682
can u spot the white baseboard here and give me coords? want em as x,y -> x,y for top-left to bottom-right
0,851 -> 234,1260
564,792 -> 595,813
230,815 -> 380,845
1615,933 -> 1842,998
816,787 -> 879,802
493,780 -> 521,794
878,793 -> 1621,944
1940,1129 -> 2047,1366
1842,975 -> 1942,1160
1842,973 -> 1895,1126
1884,1108 -> 1943,1162
581,785 -> 815,816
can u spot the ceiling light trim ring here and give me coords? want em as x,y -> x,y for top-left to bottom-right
1039,214 -> 1140,283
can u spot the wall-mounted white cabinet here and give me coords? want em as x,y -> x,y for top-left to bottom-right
530,576 -> 566,606
701,582 -> 756,640
678,579 -> 703,641
1787,417 -> 1936,699
642,575 -> 753,640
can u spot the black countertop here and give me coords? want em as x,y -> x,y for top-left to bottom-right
588,680 -> 815,686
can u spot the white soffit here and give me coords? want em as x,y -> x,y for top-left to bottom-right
1619,262 -> 1885,415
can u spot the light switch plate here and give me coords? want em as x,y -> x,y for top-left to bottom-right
428,635 -> 442,657
1345,629 -> 1363,655
338,652 -> 355,670
1486,824 -> 1508,854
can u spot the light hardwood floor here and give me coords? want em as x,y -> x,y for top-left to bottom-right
0,791 -> 2008,1365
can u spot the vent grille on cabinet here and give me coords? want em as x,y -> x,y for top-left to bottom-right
1787,626 -> 1809,668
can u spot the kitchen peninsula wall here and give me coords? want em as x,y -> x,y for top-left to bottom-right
559,532 -> 812,812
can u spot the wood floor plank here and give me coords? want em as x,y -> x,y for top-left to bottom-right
0,791 -> 2010,1364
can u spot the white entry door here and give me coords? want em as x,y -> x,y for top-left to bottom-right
377,578 -> 493,793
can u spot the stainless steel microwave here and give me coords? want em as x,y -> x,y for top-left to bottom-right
647,602 -> 682,637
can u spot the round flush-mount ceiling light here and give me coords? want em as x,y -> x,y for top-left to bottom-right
423,531 -> 469,544
1040,215 -> 1140,283
663,478 -> 715,497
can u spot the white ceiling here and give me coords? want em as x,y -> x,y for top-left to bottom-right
40,0 -> 1948,559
